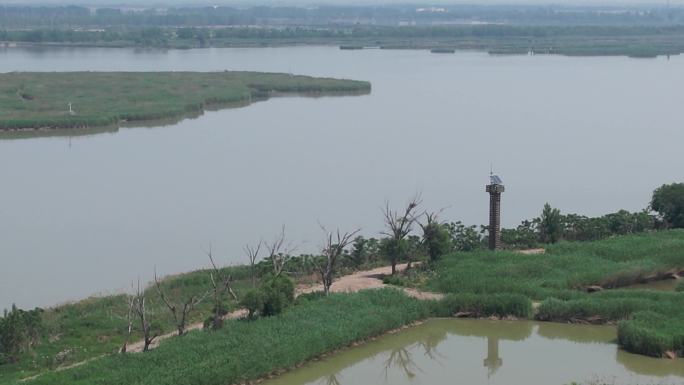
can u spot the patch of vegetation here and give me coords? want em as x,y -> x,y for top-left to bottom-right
0,264 -> 254,382
424,230 -> 684,357
0,72 -> 371,130
618,310 -> 684,357
20,289 -> 432,385
430,293 -> 533,319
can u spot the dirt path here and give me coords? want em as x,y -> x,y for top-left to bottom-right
127,263 -> 441,353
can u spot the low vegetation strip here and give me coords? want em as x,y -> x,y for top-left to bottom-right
21,289 -> 431,385
0,72 -> 371,130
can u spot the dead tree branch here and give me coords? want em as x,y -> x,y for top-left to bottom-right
204,245 -> 238,330
314,225 -> 360,295
154,268 -> 209,336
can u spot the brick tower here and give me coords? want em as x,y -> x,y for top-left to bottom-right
486,174 -> 505,250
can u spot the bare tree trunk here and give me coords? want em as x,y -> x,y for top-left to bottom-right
120,291 -> 135,354
154,268 -> 208,336
265,225 -> 296,277
316,226 -> 360,296
244,241 -> 262,288
206,245 -> 236,330
131,281 -> 157,352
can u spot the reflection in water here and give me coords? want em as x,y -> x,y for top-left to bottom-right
484,337 -> 502,376
263,319 -> 684,385
319,374 -> 341,385
384,347 -> 420,380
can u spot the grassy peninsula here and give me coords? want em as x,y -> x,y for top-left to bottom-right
0,72 -> 371,131
1,230 -> 683,385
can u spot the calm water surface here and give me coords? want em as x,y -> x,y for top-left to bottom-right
1,47 -> 683,308
263,319 -> 684,385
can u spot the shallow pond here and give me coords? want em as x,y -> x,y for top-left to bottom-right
263,319 -> 684,385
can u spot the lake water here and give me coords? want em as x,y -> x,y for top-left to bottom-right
263,319 -> 684,385
1,46 -> 683,308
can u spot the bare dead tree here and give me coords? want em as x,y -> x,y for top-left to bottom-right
154,268 -> 209,336
132,279 -> 157,352
120,288 -> 135,353
205,245 -> 238,330
314,225 -> 360,295
381,194 -> 424,274
244,241 -> 262,288
264,225 -> 296,277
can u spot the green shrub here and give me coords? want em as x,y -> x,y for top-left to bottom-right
239,289 -> 264,319
260,275 -> 295,316
382,275 -> 409,286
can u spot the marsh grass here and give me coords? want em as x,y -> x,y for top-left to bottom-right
0,265 -> 254,382
425,230 -> 684,357
0,72 -> 371,130
21,289 -> 431,385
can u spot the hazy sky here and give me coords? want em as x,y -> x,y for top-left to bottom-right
1,0 -> 680,7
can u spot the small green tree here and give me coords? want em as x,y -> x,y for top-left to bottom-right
381,196 -> 422,274
651,183 -> 684,228
447,221 -> 483,251
0,305 -> 43,364
260,275 -> 295,316
539,203 -> 563,243
239,289 -> 264,319
420,213 -> 453,263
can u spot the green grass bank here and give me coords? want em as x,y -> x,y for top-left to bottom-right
4,231 -> 684,384
0,72 -> 370,130
424,230 -> 684,357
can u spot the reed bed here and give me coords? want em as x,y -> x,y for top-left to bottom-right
0,72 -> 371,130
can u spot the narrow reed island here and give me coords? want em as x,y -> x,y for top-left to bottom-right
0,72 -> 371,131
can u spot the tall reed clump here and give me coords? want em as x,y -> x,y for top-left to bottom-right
618,311 -> 684,357
430,293 -> 532,319
23,289 -> 429,385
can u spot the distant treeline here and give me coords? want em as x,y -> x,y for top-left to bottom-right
4,24 -> 684,58
2,4 -> 684,29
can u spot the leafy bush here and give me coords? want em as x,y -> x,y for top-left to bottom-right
382,275 -> 410,287
239,289 -> 264,319
260,275 -> 295,317
0,305 -> 43,364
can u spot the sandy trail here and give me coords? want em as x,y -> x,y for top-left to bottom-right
126,263 -> 441,353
